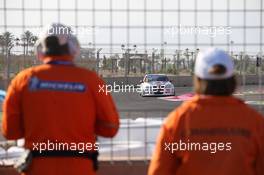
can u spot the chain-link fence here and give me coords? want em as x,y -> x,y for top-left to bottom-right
0,0 -> 263,79
0,0 -> 264,167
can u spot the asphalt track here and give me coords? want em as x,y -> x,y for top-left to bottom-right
0,85 -> 263,142
112,85 -> 264,119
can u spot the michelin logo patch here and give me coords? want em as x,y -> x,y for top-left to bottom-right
29,76 -> 86,92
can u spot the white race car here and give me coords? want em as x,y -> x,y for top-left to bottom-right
139,74 -> 175,97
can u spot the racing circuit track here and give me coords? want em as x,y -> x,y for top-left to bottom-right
0,85 -> 263,163
0,85 -> 263,142
112,85 -> 264,118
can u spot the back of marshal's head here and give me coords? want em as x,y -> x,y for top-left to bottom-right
35,23 -> 80,60
194,48 -> 237,96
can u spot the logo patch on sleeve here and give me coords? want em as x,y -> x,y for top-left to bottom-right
29,76 -> 86,93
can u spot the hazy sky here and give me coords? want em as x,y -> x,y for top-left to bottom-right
0,0 -> 263,55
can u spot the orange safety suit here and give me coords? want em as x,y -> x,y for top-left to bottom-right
148,95 -> 264,175
2,55 -> 119,175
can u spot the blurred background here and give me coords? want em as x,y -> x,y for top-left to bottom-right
0,0 -> 263,174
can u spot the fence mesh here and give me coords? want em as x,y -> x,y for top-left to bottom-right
0,0 -> 263,77
0,0 -> 264,163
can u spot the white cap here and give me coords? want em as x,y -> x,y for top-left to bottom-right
194,48 -> 234,80
35,23 -> 80,58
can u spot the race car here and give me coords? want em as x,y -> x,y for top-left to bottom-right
139,74 -> 175,97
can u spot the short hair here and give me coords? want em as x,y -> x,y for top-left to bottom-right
44,35 -> 70,56
194,64 -> 237,96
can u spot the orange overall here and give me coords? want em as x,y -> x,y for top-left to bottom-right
2,55 -> 119,175
148,95 -> 264,175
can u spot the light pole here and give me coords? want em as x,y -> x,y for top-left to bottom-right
121,44 -> 136,77
161,42 -> 167,72
185,48 -> 190,71
143,50 -> 147,73
15,38 -> 26,69
230,40 -> 234,57
239,51 -> 244,75
152,48 -> 158,73
88,42 -> 93,59
132,45 -> 137,74
96,48 -> 102,74
175,50 -> 181,70
6,45 -> 13,83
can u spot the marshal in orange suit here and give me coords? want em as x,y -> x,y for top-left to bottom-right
2,23 -> 119,175
148,48 -> 264,175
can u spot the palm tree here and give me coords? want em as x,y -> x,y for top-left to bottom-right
0,32 -> 14,55
0,34 -> 5,55
0,32 -> 15,84
17,31 -> 38,69
21,30 -> 38,56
